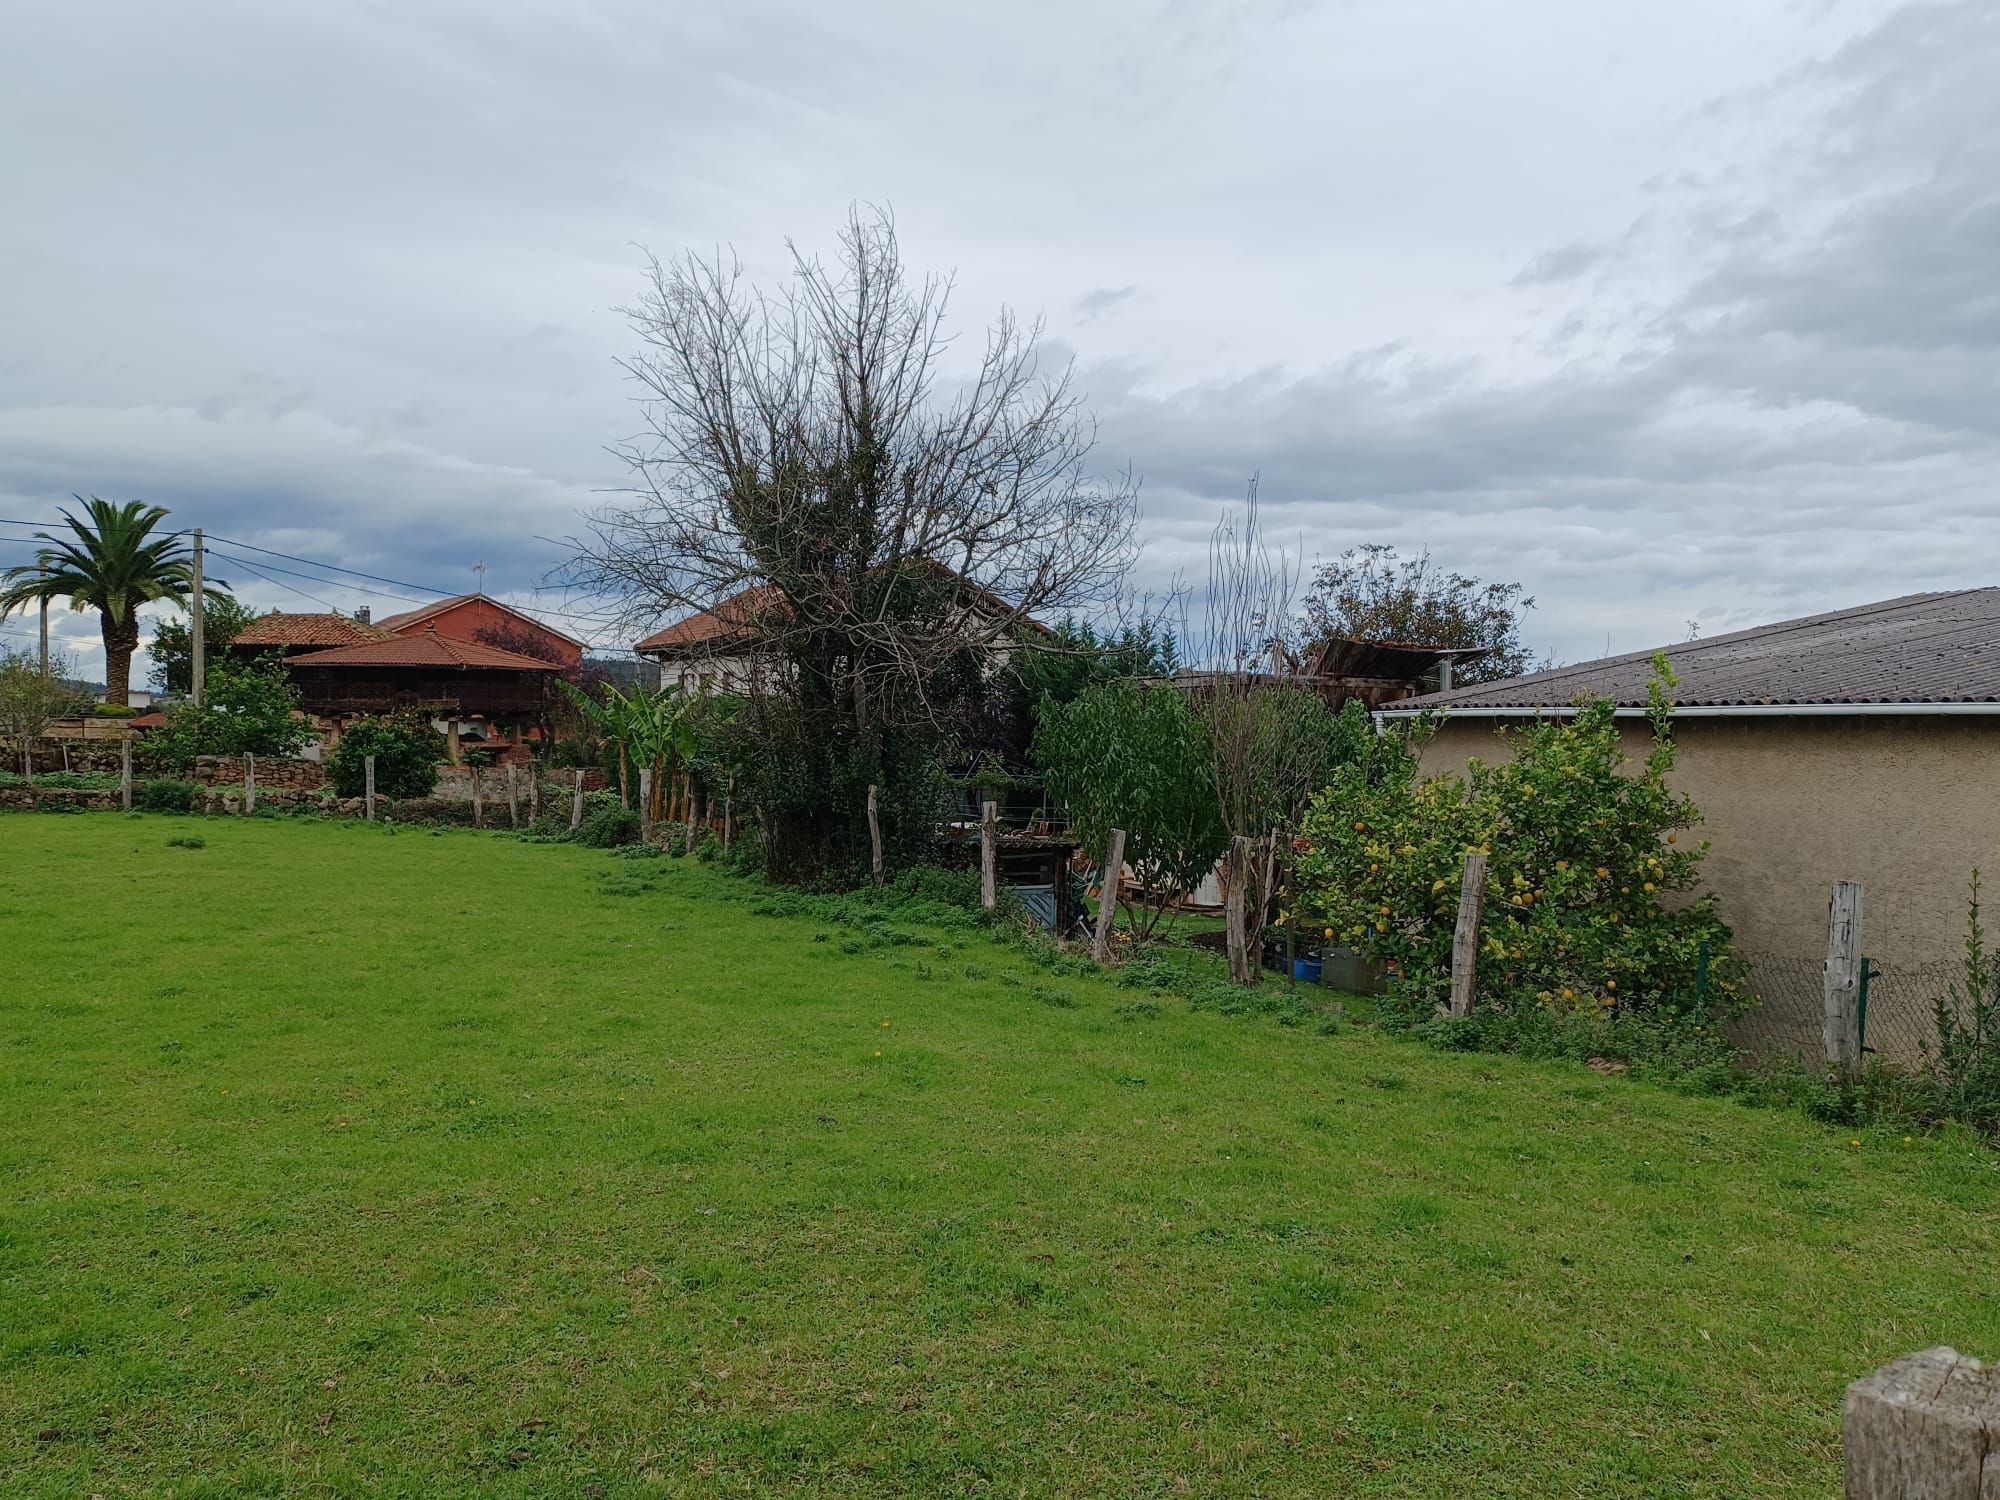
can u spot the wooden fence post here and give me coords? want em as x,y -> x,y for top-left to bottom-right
723,776 -> 735,853
1825,880 -> 1864,1074
1092,828 -> 1126,964
1449,850 -> 1487,1018
866,784 -> 883,883
1844,1346 -> 2000,1497
471,767 -> 484,828
119,732 -> 133,811
638,768 -> 654,841
686,777 -> 700,853
243,753 -> 256,815
979,800 -> 998,911
529,769 -> 540,823
364,755 -> 377,822
505,763 -> 519,829
570,769 -> 585,832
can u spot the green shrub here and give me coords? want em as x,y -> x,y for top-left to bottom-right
1294,662 -> 1741,1026
146,656 -> 312,769
136,778 -> 199,814
91,702 -> 139,719
166,835 -> 206,849
327,713 -> 444,800
695,831 -> 722,863
0,770 -> 117,791
577,803 -> 641,848
35,796 -> 87,815
1920,873 -> 2000,1133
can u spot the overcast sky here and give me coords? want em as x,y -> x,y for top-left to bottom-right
4,0 -> 1996,683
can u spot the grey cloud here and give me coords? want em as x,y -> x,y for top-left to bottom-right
1073,286 -> 1140,321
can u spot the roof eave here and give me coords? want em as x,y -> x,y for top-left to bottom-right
1376,700 -> 2000,722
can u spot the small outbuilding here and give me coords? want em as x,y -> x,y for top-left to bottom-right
1379,589 -> 2000,974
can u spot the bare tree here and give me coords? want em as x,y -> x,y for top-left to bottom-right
1186,485 -> 1341,983
566,208 -> 1141,877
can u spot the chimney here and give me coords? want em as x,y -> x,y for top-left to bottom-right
355,606 -> 371,624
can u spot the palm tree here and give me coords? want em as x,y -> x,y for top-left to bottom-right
0,498 -> 224,707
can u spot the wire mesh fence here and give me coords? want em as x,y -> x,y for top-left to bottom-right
1728,949 -> 1954,1070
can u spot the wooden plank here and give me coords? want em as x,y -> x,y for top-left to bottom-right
1448,851 -> 1487,1018
1825,880 -> 1864,1073
570,769 -> 585,831
866,784 -> 883,883
1844,1345 -> 2000,1498
364,754 -> 376,822
1092,828 -> 1126,964
980,800 -> 998,910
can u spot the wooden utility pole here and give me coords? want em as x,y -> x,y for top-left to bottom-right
1092,828 -> 1126,964
638,767 -> 654,841
1448,851 -> 1487,1018
866,784 -> 883,883
570,769 -> 585,831
1824,880 -> 1864,1074
364,754 -> 377,821
243,753 -> 256,815
119,732 -> 133,811
979,800 -> 999,910
505,763 -> 519,829
190,528 -> 205,708
38,591 -> 49,677
1844,1346 -> 2000,1497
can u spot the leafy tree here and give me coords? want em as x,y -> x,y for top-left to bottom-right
1034,680 -> 1224,940
1299,544 -> 1535,686
150,594 -> 258,694
0,648 -> 90,780
328,712 -> 445,800
0,498 -> 228,706
1016,617 -> 1178,712
1293,663 -> 1740,1021
148,656 -> 313,770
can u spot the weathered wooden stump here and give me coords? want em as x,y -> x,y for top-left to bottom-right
1845,1346 -> 2000,1498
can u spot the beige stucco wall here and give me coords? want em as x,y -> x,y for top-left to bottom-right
1417,714 -> 2000,969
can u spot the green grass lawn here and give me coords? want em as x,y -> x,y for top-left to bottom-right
4,816 -> 1997,1497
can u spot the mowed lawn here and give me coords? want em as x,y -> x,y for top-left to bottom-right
3,820 -> 1998,1498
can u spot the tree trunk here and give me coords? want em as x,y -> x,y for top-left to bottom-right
1225,836 -> 1256,985
101,614 -> 140,708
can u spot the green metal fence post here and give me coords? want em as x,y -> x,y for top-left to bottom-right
1858,955 -> 1874,1056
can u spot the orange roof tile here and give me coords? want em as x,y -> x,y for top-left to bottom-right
232,612 -> 391,649
284,627 -> 562,672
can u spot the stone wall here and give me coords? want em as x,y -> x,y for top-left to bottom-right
189,754 -> 329,791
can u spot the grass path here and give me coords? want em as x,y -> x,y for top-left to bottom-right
3,816 -> 1997,1497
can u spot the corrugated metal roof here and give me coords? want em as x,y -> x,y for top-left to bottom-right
1384,589 -> 2000,715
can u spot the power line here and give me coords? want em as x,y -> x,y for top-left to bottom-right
204,547 -> 433,608
210,551 -> 352,613
206,533 -> 466,600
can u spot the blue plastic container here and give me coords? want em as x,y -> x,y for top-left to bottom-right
1292,957 -> 1323,984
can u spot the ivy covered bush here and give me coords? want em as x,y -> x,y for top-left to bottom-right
1293,663 -> 1743,1025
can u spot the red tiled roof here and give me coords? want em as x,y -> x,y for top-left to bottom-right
376,593 -> 584,649
633,586 -> 786,654
232,612 -> 390,649
285,627 -> 562,673
633,574 -> 1049,655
